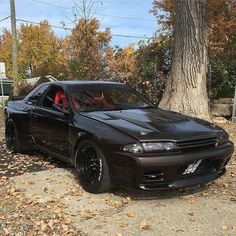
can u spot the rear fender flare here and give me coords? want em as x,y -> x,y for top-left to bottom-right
5,117 -> 32,152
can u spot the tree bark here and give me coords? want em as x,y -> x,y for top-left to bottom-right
159,0 -> 211,121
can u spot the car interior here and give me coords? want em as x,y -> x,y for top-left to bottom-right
72,90 -> 115,111
42,86 -> 69,112
92,91 -> 114,109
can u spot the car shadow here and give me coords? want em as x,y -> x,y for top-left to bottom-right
0,140 -> 73,178
112,184 -> 211,200
58,159 -> 212,200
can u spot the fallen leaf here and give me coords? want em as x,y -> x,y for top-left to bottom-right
48,219 -> 54,229
40,222 -> 48,232
114,201 -> 122,209
43,186 -> 48,192
156,203 -> 166,208
119,221 -> 128,228
64,218 -> 71,225
127,212 -> 135,217
26,230 -> 34,236
221,225 -> 228,231
232,226 -> 236,232
139,220 -> 150,230
187,198 -> 197,205
121,199 -> 128,204
94,225 -> 103,229
188,212 -> 194,217
3,228 -> 10,235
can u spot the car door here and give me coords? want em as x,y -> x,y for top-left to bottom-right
30,85 -> 70,156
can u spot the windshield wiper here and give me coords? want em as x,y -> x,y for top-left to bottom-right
138,105 -> 156,109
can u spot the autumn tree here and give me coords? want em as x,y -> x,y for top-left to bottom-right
151,0 -> 236,41
0,22 -> 66,80
106,40 -> 171,103
109,45 -> 138,81
159,0 -> 210,120
18,21 -> 66,80
135,38 -> 172,101
210,31 -> 236,98
208,0 -> 236,98
152,0 -> 236,100
0,29 -> 13,78
65,18 -> 112,80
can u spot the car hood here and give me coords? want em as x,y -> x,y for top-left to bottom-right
81,108 -> 219,141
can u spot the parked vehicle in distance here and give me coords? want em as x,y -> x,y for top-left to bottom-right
4,81 -> 234,193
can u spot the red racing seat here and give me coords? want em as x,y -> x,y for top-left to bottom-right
54,90 -> 68,107
93,96 -> 114,109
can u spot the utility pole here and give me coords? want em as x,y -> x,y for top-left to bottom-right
10,0 -> 19,96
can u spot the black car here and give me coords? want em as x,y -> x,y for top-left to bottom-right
4,81 -> 234,193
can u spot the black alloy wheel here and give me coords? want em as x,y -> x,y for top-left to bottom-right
76,140 -> 112,193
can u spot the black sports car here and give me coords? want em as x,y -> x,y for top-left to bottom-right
4,81 -> 234,193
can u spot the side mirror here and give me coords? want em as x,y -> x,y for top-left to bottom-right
27,97 -> 38,105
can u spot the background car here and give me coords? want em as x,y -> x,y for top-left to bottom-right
4,81 -> 234,193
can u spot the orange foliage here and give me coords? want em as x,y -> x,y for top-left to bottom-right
18,21 -> 66,79
151,0 -> 236,53
0,29 -> 13,77
65,18 -> 112,80
0,21 -> 66,80
109,45 -> 138,80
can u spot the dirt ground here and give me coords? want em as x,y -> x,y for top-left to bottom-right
0,109 -> 236,236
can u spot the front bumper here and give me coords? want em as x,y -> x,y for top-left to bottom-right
108,141 -> 234,190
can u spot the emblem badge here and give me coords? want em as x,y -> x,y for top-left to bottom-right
140,131 -> 147,136
183,159 -> 203,175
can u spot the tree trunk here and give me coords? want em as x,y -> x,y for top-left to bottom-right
159,0 -> 211,121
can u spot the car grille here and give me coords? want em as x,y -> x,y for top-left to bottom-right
176,137 -> 217,152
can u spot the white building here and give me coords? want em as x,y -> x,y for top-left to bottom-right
25,75 -> 58,85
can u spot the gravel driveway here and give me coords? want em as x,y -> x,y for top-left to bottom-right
0,109 -> 236,236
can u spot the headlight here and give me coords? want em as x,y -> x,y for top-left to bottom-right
142,142 -> 179,152
122,143 -> 143,154
217,131 -> 229,145
122,142 -> 178,154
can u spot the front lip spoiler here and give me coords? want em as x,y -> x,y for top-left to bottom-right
138,169 -> 225,190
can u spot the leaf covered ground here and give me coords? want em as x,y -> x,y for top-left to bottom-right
0,109 -> 236,236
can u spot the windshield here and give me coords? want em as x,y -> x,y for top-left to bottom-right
69,84 -> 155,112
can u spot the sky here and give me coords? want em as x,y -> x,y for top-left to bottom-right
0,0 -> 158,47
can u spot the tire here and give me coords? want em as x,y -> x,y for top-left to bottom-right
5,120 -> 21,153
75,140 -> 113,193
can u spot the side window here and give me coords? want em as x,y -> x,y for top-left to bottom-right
26,85 -> 48,105
42,86 -> 69,112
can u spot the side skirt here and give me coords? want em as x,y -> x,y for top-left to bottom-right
34,143 -> 74,165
